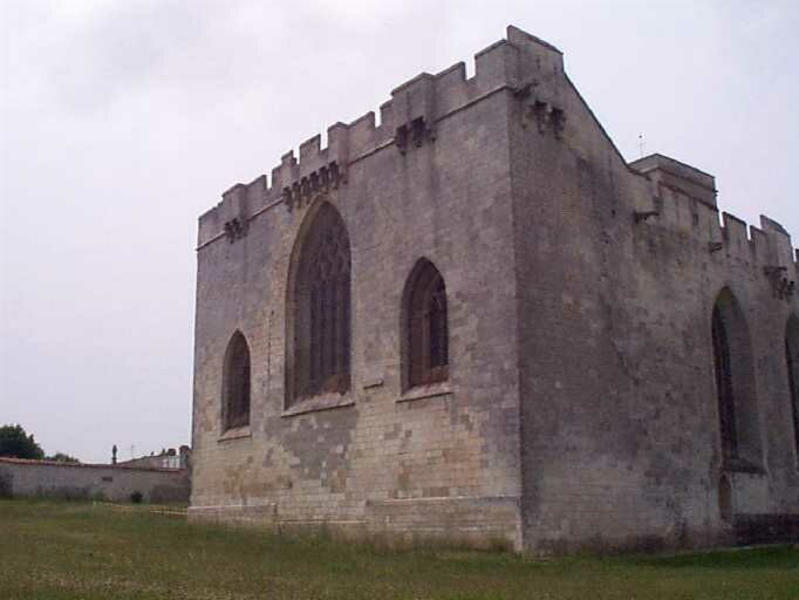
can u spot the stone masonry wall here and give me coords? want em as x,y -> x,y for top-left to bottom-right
506,27 -> 798,553
191,25 -> 798,553
191,35 -> 527,548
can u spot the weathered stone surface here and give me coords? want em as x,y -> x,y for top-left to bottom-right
191,25 -> 799,553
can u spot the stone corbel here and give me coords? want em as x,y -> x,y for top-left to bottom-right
550,107 -> 566,139
512,80 -> 539,100
531,100 -> 548,133
633,210 -> 659,224
395,117 -> 434,155
763,266 -> 796,301
224,217 -> 248,242
708,242 -> 724,253
284,161 -> 345,213
521,97 -> 565,139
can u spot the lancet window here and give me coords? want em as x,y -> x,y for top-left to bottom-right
404,259 -> 449,388
712,304 -> 737,460
222,331 -> 251,430
786,316 -> 799,460
291,203 -> 351,402
710,288 -> 762,469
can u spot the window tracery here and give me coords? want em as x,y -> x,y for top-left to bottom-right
405,259 -> 449,389
291,203 -> 351,403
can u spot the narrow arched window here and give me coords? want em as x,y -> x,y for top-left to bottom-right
718,475 -> 733,522
786,315 -> 799,460
710,288 -> 761,468
712,303 -> 737,459
404,259 -> 449,389
291,203 -> 351,402
222,331 -> 250,430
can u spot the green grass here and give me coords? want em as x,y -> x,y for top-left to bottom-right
0,499 -> 796,599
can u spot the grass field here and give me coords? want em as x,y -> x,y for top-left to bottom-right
0,499 -> 797,599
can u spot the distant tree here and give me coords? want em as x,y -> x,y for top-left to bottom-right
0,424 -> 45,460
45,452 -> 80,464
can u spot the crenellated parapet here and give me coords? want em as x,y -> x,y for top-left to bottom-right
630,154 -> 797,302
759,216 -> 797,301
196,21 -> 797,307
279,122 -> 349,213
197,25 -> 567,248
630,154 -> 717,209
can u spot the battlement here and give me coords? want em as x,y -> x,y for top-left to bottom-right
630,152 -> 797,296
716,213 -> 796,299
198,25 -> 565,247
630,154 -> 717,209
196,25 -> 798,292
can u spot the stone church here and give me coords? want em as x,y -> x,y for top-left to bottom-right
190,26 -> 798,552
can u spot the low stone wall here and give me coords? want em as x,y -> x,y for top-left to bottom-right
0,457 -> 189,503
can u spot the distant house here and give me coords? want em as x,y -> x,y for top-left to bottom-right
117,445 -> 191,471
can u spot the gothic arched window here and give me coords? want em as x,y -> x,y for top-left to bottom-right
403,259 -> 449,389
786,315 -> 799,460
712,302 -> 737,458
222,331 -> 251,430
290,203 -> 351,403
710,288 -> 761,468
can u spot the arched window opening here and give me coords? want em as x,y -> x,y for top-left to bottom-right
710,289 -> 762,470
712,304 -> 737,459
404,259 -> 449,389
786,316 -> 799,461
718,475 -> 733,522
290,203 -> 351,403
223,331 -> 251,430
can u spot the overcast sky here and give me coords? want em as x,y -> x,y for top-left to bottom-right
1,1 -> 797,463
